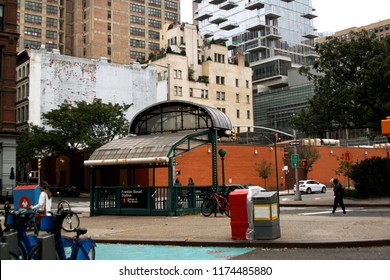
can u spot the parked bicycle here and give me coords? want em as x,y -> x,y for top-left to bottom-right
3,209 -> 39,259
27,209 -> 95,260
201,189 -> 230,217
56,191 -> 80,232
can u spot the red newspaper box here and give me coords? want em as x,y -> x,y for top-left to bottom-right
229,189 -> 249,240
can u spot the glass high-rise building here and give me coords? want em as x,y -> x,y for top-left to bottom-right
194,0 -> 318,92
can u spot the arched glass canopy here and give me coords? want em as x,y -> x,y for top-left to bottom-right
85,101 -> 232,167
129,100 -> 232,135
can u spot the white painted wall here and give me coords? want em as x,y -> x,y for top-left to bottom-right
28,49 -> 162,129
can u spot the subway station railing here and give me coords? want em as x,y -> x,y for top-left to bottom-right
93,186 -> 214,216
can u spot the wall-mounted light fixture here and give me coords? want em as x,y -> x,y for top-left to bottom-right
364,151 -> 368,155
329,149 -> 333,154
207,147 -> 211,153
254,149 -> 258,155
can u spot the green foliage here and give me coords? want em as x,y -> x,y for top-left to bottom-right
254,158 -> 272,187
292,32 -> 390,136
349,157 -> 390,197
17,99 -> 132,164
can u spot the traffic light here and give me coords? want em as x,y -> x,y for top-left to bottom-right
300,159 -> 307,168
231,130 -> 236,141
38,159 -> 41,169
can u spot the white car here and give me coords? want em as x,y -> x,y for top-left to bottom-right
294,180 -> 327,194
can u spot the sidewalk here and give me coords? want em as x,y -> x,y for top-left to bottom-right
74,195 -> 390,248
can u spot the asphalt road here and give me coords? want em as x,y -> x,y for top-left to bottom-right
231,246 -> 390,260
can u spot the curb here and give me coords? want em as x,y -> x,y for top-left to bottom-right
93,238 -> 390,249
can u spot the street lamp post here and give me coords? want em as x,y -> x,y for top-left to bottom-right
218,149 -> 227,188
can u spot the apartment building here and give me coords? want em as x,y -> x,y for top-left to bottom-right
157,22 -> 254,130
17,0 -> 180,63
317,18 -> 390,43
194,0 -> 318,92
0,0 -> 19,195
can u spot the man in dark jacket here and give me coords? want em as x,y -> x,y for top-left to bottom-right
332,178 -> 347,215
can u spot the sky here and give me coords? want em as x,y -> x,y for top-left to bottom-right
180,0 -> 390,33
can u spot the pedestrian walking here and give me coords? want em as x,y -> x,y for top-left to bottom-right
331,178 -> 347,216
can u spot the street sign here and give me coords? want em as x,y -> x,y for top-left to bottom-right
289,140 -> 300,146
344,151 -> 352,162
291,154 -> 299,168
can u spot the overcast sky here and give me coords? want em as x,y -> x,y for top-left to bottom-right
180,0 -> 390,33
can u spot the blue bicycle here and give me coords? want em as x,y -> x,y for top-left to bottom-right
3,209 -> 38,259
27,210 -> 96,260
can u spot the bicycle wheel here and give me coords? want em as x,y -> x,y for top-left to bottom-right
57,200 -> 71,212
221,199 -> 230,217
62,213 -> 80,232
201,197 -> 215,217
27,244 -> 61,260
74,241 -> 96,260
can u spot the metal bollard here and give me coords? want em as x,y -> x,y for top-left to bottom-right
38,234 -> 56,260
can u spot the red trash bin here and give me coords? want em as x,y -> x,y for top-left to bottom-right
229,189 -> 249,240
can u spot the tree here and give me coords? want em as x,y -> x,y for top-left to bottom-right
292,32 -> 390,136
254,159 -> 272,187
17,99 -> 131,184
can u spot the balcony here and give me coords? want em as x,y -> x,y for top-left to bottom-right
245,38 -> 267,52
220,1 -> 238,10
264,27 -> 282,39
210,15 -> 227,24
280,0 -> 294,2
245,0 -> 265,10
193,0 -> 202,3
303,32 -> 318,39
220,21 -> 239,31
194,11 -> 213,21
304,51 -> 319,59
302,11 -> 318,19
210,0 -> 226,4
246,21 -> 266,32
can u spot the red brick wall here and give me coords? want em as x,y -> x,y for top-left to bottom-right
153,144 -> 388,190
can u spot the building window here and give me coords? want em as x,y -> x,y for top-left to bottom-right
108,10 -> 111,19
189,88 -> 193,97
216,91 -> 225,101
130,50 -> 145,60
236,79 -> 239,87
107,22 -> 111,31
201,90 -> 208,99
214,53 -> 225,63
46,5 -> 58,15
0,5 -> 3,31
131,3 -> 145,13
130,39 -> 145,48
174,86 -> 182,96
149,0 -> 161,6
165,11 -> 178,20
130,15 -> 145,25
246,95 -> 250,104
246,80 -> 249,88
107,47 -> 111,55
216,76 -> 225,85
131,27 -> 145,37
173,69 -> 182,79
149,42 -> 160,51
148,19 -> 161,28
247,110 -> 251,119
236,109 -> 240,118
236,93 -> 240,102
26,1 -> 42,11
108,0 -> 112,6
148,8 -> 161,17
107,34 -> 111,43
46,30 -> 57,39
25,27 -> 42,37
46,18 -> 58,27
25,14 -> 42,24
149,30 -> 159,39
